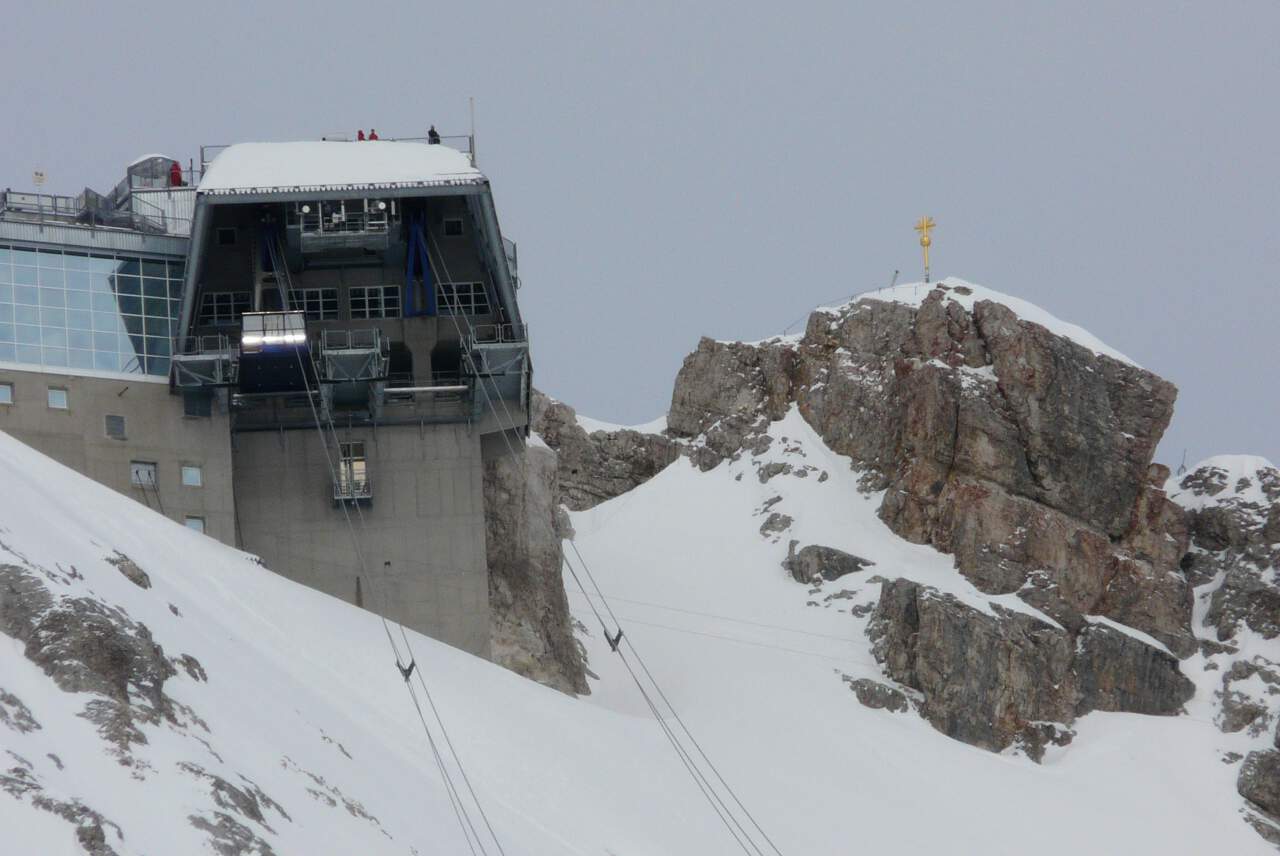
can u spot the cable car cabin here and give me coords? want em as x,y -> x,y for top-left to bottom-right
237,311 -> 315,394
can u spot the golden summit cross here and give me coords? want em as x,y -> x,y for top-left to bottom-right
914,216 -> 935,283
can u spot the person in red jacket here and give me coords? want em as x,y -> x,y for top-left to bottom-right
368,128 -> 379,140
169,160 -> 183,187
357,129 -> 366,141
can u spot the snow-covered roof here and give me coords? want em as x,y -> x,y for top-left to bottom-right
847,276 -> 1139,367
198,141 -> 484,196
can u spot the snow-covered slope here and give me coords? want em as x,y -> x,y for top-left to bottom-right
1,410 -> 1269,854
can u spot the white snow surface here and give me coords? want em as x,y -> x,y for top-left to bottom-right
198,141 -> 482,195
841,276 -> 1140,367
574,413 -> 668,435
0,416 -> 1269,854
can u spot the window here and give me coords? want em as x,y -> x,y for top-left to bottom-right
47,387 -> 68,409
336,441 -> 370,499
216,228 -> 237,246
104,414 -> 126,440
184,516 -> 206,534
349,286 -> 401,320
181,465 -> 203,487
442,217 -> 465,237
437,282 -> 491,315
130,461 -> 157,487
0,382 -> 11,405
196,291 -> 251,326
0,245 -> 179,378
288,288 -> 339,321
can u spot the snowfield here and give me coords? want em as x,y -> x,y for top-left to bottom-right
0,414 -> 1269,854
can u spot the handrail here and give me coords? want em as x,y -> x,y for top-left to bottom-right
470,322 -> 529,344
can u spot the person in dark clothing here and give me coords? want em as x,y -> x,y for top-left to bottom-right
368,129 -> 379,140
168,160 -> 183,187
427,125 -> 441,145
357,129 -> 366,141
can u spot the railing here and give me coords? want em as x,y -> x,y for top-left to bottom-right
321,328 -> 384,352
471,322 -> 529,344
240,311 -> 307,352
333,474 -> 372,502
177,334 -> 234,356
1,191 -> 80,218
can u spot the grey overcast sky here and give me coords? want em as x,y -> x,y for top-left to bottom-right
2,1 -> 1275,466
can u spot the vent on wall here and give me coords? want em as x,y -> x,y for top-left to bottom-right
105,414 -> 126,441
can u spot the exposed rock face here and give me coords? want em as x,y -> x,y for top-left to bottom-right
531,391 -> 680,511
843,677 -> 910,713
869,578 -> 1192,754
0,562 -> 184,760
668,283 -> 1193,656
1171,457 -> 1280,641
783,542 -> 874,583
1166,458 -> 1280,844
483,441 -> 589,695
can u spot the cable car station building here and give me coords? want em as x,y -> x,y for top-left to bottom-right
0,140 -> 530,656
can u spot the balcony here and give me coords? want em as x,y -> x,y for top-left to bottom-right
292,200 -> 397,253
172,334 -> 237,388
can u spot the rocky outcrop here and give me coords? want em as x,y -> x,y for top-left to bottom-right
668,282 -> 1193,657
1172,457 -> 1280,641
783,542 -> 874,583
869,578 -> 1192,756
483,441 -> 589,695
1240,750 -> 1280,844
531,391 -> 681,511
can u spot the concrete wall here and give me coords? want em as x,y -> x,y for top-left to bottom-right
0,366 -> 236,543
231,421 -> 491,656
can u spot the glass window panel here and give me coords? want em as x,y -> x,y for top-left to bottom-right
13,266 -> 36,286
36,250 -> 63,268
0,343 -> 14,361
143,278 -> 167,298
43,348 -> 68,367
69,349 -> 94,369
145,335 -> 170,356
67,291 -> 91,310
17,344 -> 41,364
141,260 -> 166,278
64,253 -> 92,271
68,329 -> 93,349
89,272 -> 114,295
0,267 -> 11,286
40,288 -> 66,308
169,299 -> 181,320
13,250 -> 37,267
42,328 -> 67,348
123,315 -> 144,335
144,356 -> 169,375
0,285 -> 10,303
118,295 -> 143,316
17,325 -> 40,344
168,280 -> 184,300
66,309 -> 92,331
93,330 -> 119,349
88,257 -> 118,275
15,285 -> 38,305
143,296 -> 167,318
117,259 -> 141,277
41,308 -> 67,328
66,271 -> 91,291
181,465 -> 203,487
38,268 -> 65,288
144,317 -> 169,337
0,304 -> 11,323
168,261 -> 185,280
114,275 -> 141,296
0,322 -> 12,342
94,351 -> 120,371
16,305 -> 39,325
0,247 -> 9,265
91,313 -> 119,333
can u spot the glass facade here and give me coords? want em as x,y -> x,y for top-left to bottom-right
0,245 -> 184,377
